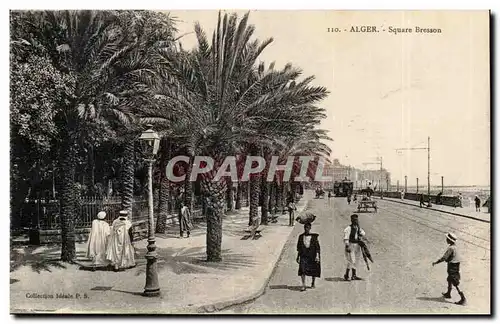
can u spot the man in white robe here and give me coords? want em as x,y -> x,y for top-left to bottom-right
86,211 -> 110,267
106,210 -> 135,271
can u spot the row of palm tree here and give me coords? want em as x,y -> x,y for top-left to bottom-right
10,10 -> 331,262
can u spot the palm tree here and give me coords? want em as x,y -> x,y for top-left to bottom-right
147,11 -> 330,262
10,10 -> 177,261
155,138 -> 170,233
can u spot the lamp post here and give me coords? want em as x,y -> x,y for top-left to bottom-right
396,137 -> 431,197
139,125 -> 160,297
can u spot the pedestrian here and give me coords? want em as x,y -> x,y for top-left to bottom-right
401,190 -> 405,200
432,233 -> 467,305
288,200 -> 297,226
86,211 -> 110,268
367,182 -> 373,198
106,210 -> 135,271
296,222 -> 321,291
457,193 -> 463,208
353,193 -> 357,202
328,191 -> 332,200
474,195 -> 481,212
343,214 -> 366,281
419,194 -> 425,208
436,192 -> 443,205
179,202 -> 193,238
347,194 -> 351,205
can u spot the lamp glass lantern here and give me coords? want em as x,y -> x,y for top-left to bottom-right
139,125 -> 160,157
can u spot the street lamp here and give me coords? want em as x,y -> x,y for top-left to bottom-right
139,124 -> 160,297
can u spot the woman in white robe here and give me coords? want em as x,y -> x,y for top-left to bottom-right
106,211 -> 135,271
86,211 -> 111,266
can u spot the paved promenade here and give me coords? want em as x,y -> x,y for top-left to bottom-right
10,193 -> 311,314
221,196 -> 490,314
378,197 -> 490,223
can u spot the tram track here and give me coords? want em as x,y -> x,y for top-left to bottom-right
376,203 -> 490,251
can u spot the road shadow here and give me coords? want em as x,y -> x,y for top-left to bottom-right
110,289 -> 144,297
269,285 -> 305,291
324,277 -> 349,282
416,296 -> 454,304
133,246 -> 258,276
10,245 -> 85,273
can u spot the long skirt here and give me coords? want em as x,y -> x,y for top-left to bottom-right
298,256 -> 321,277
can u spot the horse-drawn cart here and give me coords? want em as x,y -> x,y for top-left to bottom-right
357,196 -> 377,213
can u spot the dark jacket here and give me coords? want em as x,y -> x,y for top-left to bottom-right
297,233 -> 321,277
297,233 -> 320,259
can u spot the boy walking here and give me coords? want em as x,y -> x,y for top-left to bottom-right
432,233 -> 467,305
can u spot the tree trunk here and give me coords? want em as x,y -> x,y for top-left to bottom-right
60,138 -> 77,262
249,173 -> 260,226
202,178 -> 226,262
269,177 -> 276,215
225,177 -> 233,212
156,140 -> 169,234
276,178 -> 282,214
261,176 -> 269,225
246,181 -> 250,208
88,145 -> 95,195
235,181 -> 242,210
184,157 -> 194,211
282,181 -> 288,214
121,141 -> 135,216
52,162 -> 56,199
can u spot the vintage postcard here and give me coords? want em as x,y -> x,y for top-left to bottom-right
10,10 -> 490,314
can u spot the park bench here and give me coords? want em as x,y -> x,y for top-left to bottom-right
244,225 -> 265,239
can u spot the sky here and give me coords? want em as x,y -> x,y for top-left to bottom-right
170,10 -> 490,187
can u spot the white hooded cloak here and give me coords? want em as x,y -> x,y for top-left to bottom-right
106,217 -> 135,269
86,214 -> 111,266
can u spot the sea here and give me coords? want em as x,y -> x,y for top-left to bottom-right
387,185 -> 491,202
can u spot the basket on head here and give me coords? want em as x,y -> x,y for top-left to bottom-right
295,212 -> 316,224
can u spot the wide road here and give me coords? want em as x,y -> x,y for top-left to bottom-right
222,196 -> 490,314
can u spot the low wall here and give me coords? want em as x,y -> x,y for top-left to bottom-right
29,208 -> 204,245
378,191 -> 461,207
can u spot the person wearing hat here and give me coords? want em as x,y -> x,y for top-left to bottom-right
432,233 -> 466,305
86,211 -> 111,267
106,210 -> 136,271
343,214 -> 366,281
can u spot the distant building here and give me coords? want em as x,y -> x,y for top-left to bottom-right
314,158 -> 392,190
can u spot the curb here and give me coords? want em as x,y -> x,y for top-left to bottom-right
194,198 -> 311,313
378,198 -> 490,224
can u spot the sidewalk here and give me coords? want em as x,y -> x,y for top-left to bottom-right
10,193 -> 311,314
377,197 -> 490,223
